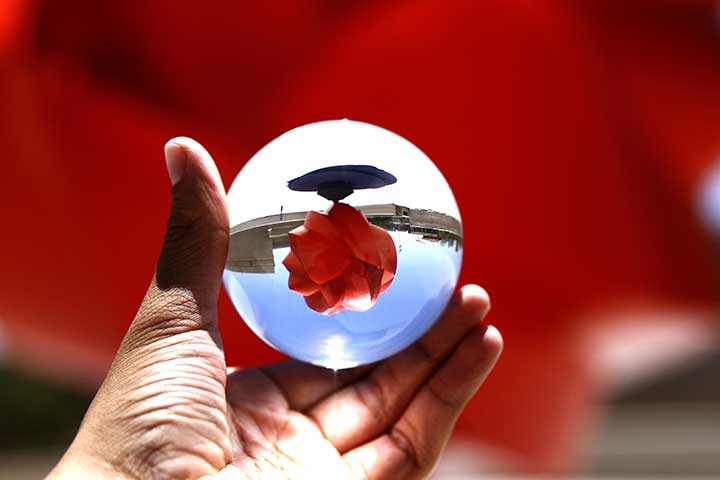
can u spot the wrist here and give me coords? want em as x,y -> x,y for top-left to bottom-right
46,442 -> 130,480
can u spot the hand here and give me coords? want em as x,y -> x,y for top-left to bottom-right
47,138 -> 502,480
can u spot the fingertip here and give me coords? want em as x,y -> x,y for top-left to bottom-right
455,284 -> 491,316
164,136 -> 223,189
462,324 -> 502,380
164,139 -> 189,186
482,325 -> 504,359
165,137 -> 203,166
165,136 -> 203,153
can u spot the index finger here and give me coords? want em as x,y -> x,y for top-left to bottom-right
343,325 -> 503,480
307,285 -> 492,453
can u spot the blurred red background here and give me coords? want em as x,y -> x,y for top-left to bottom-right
2,0 -> 720,473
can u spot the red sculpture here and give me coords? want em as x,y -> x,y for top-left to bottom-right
282,203 -> 397,315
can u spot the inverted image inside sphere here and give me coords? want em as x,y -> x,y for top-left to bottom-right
223,119 -> 463,369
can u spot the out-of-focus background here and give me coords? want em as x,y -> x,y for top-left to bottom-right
1,1 -> 720,478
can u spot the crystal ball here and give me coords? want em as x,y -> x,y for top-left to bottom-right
223,119 -> 463,369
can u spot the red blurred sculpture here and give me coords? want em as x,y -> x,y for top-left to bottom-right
283,203 -> 397,315
3,0 -> 720,472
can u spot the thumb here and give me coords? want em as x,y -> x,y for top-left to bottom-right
55,138 -> 232,478
124,137 -> 229,351
158,137 -> 229,301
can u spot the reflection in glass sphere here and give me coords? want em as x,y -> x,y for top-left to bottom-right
223,119 -> 463,369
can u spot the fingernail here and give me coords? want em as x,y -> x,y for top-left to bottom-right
164,141 -> 188,186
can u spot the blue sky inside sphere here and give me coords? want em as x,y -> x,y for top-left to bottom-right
224,231 -> 462,369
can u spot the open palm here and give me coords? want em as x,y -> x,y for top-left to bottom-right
47,138 -> 501,480
225,288 -> 498,480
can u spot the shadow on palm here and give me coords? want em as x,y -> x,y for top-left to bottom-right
223,286 -> 501,479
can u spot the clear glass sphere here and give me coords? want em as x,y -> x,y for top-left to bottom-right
223,119 -> 462,369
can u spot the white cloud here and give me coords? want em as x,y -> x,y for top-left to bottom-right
227,119 -> 461,226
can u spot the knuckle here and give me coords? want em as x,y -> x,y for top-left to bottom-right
354,373 -> 394,426
414,338 -> 444,365
428,378 -> 462,411
124,289 -> 216,350
389,425 -> 422,471
145,291 -> 203,329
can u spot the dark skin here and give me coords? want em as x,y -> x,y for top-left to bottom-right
47,138 -> 502,480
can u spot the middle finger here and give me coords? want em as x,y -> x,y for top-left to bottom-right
306,284 -> 491,453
